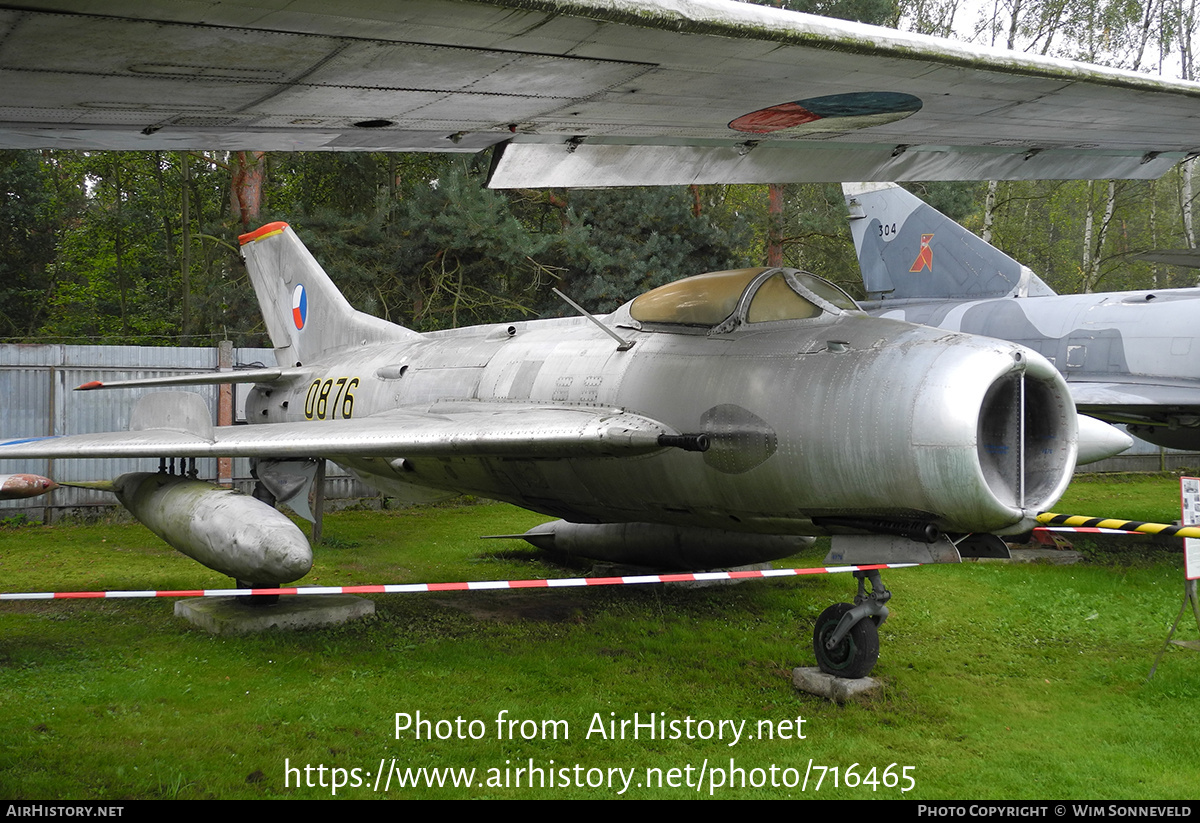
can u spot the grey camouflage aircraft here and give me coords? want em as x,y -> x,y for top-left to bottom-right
844,182 -> 1200,451
1,0 -> 1198,677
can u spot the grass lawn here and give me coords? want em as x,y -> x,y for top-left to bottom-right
1,476 -> 1198,800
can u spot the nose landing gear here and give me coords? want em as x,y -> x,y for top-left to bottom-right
813,569 -> 891,679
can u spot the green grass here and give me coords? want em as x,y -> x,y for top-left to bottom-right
1,479 -> 1198,799
1055,471 -> 1195,525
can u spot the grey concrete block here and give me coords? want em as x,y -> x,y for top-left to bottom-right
174,594 -> 374,635
792,667 -> 882,702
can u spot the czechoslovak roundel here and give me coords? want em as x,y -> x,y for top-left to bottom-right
292,284 -> 307,330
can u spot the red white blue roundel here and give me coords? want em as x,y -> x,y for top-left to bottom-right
729,92 -> 922,136
292,284 -> 308,330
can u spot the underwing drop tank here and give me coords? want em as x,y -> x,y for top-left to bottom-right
519,520 -> 815,569
112,472 -> 312,585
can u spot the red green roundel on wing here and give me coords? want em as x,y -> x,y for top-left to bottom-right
730,92 -> 922,135
292,284 -> 307,330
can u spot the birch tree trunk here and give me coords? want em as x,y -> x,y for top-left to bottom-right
1082,180 -> 1116,293
981,179 -> 998,243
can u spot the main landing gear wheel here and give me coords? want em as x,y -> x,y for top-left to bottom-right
813,602 -> 880,679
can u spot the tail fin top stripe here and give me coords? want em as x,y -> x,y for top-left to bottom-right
239,222 -> 289,245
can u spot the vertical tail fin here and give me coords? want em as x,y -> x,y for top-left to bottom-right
238,223 -> 418,366
842,183 -> 1055,302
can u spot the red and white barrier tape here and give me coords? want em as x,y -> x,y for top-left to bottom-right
0,562 -> 919,601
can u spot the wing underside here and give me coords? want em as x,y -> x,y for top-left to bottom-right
1,0 -> 1199,185
1071,382 -> 1200,449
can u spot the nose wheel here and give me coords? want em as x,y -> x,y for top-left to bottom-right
812,569 -> 890,679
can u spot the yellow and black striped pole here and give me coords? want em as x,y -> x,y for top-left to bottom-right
1037,512 -> 1200,540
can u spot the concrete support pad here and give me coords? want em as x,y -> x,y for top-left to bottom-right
970,547 -> 1083,565
174,595 -> 374,635
792,667 -> 882,702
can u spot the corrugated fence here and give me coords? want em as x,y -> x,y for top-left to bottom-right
1081,435 -> 1200,473
1,343 -> 373,521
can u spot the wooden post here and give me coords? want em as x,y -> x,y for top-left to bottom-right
312,460 -> 325,546
218,340 -> 233,487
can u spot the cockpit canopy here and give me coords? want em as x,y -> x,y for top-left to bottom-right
629,267 -> 858,329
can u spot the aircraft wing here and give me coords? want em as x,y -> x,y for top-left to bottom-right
0,403 -> 685,461
2,0 -> 1200,185
1069,382 -> 1200,414
1069,381 -> 1200,449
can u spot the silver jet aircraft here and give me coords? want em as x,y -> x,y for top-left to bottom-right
1,220 -> 1096,678
1,0 -> 1198,677
844,182 -> 1200,450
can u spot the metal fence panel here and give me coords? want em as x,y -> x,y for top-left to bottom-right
1,344 -> 371,519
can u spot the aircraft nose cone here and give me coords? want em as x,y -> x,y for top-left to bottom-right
1076,415 -> 1133,464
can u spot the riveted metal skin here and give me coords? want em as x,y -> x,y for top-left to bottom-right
274,302 -> 1075,540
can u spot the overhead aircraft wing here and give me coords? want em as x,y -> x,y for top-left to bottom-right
0,400 -> 683,461
2,0 -> 1200,185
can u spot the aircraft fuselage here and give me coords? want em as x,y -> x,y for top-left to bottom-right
247,302 -> 1075,537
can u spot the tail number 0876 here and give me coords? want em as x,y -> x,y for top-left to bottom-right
304,377 -> 359,420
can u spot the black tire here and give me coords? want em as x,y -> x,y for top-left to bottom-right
812,602 -> 880,679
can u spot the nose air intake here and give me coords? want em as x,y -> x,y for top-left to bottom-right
976,363 -> 1075,514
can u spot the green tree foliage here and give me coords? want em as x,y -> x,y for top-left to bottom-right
982,176 -> 1196,293
392,159 -> 560,328
539,186 -> 752,313
723,183 -> 862,295
39,153 -> 180,342
779,0 -> 900,24
10,151 -> 250,345
13,146 -> 1197,344
289,158 -> 555,330
241,157 -> 752,332
0,151 -> 79,337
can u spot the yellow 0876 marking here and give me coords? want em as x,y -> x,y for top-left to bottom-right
304,377 -> 359,420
